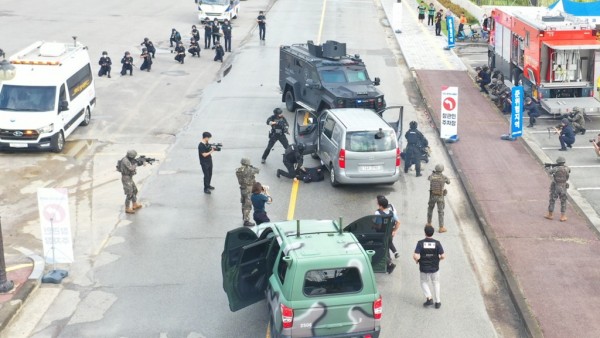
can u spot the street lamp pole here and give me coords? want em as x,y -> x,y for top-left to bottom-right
0,217 -> 14,293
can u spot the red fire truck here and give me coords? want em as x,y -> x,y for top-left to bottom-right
488,6 -> 600,115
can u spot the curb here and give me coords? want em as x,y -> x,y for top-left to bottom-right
0,252 -> 44,333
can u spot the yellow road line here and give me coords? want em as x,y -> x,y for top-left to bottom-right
287,178 -> 300,220
316,0 -> 328,44
6,263 -> 33,272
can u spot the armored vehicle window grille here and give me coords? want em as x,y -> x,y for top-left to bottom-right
346,69 -> 368,82
0,85 -> 56,112
320,70 -> 346,83
346,130 -> 395,152
303,268 -> 363,296
320,69 -> 369,84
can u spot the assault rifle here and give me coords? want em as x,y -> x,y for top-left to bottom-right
134,155 -> 158,166
546,126 -> 561,139
544,163 -> 561,168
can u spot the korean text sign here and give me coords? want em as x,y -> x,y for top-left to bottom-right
440,86 -> 458,139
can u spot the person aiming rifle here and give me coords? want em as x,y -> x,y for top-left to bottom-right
544,156 -> 570,222
261,108 -> 289,164
117,150 -> 157,214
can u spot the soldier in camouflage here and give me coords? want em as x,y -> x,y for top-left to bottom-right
427,164 -> 450,233
545,156 -> 570,222
120,150 -> 143,214
236,158 -> 260,226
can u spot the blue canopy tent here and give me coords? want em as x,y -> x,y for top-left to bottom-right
549,0 -> 600,19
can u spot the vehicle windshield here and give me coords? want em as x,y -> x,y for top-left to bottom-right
0,85 -> 56,112
319,68 -> 369,84
346,130 -> 396,152
200,0 -> 230,6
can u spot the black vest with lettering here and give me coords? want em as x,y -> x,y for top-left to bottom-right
418,238 -> 441,273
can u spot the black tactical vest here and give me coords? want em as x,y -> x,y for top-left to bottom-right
419,238 -> 441,273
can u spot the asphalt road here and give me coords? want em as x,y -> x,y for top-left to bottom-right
3,0 -> 524,337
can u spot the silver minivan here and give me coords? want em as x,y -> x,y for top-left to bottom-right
294,107 -> 404,186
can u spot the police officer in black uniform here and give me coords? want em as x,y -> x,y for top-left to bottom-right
120,51 -> 133,76
203,18 -> 212,49
277,143 -> 306,179
98,51 -> 112,78
261,108 -> 290,164
170,28 -> 181,47
191,25 -> 201,43
221,19 -> 232,52
404,121 -> 428,177
188,38 -> 201,57
211,18 -> 221,47
174,42 -> 186,64
140,38 -> 156,58
140,48 -> 152,72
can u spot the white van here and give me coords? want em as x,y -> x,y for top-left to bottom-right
0,41 -> 96,152
197,0 -> 240,22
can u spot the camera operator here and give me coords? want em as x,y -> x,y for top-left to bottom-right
198,131 -> 218,194
118,150 -> 144,214
261,108 -> 290,164
251,182 -> 272,225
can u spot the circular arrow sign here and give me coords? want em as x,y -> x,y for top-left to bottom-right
443,97 -> 456,111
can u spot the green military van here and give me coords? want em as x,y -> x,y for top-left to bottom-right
221,216 -> 393,337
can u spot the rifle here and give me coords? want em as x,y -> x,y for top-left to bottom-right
547,126 -> 561,139
134,155 -> 158,166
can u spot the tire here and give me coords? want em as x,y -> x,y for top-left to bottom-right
329,164 -> 339,187
284,90 -> 295,112
80,107 -> 91,126
51,131 -> 65,153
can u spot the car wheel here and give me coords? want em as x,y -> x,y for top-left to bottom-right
329,164 -> 339,187
80,107 -> 91,126
285,90 -> 295,112
51,131 -> 65,153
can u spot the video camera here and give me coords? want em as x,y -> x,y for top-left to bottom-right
209,143 -> 223,151
134,155 -> 158,166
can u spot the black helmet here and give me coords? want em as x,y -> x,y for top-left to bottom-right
273,108 -> 283,115
102,51 -> 108,55
142,47 -> 147,52
525,97 -> 532,104
409,121 -> 418,129
297,143 -> 305,153
144,37 -> 149,42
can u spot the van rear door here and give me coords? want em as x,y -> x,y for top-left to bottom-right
344,215 -> 392,273
343,129 -> 398,178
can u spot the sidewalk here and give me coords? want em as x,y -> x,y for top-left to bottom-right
0,251 -> 41,332
382,0 -> 600,337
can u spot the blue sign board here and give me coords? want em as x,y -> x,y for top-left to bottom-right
511,86 -> 524,138
446,17 -> 455,49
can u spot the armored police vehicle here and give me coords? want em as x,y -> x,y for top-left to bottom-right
222,216 -> 393,337
280,40 -> 385,114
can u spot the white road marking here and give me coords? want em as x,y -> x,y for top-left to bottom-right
577,187 -> 600,191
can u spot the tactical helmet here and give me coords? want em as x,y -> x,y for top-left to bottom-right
561,118 -> 569,125
273,108 -> 283,115
525,97 -> 532,104
409,121 -> 418,129
126,150 -> 137,159
434,164 -> 444,172
572,106 -> 580,112
102,51 -> 108,55
241,158 -> 251,166
297,143 -> 305,153
556,156 -> 566,164
125,51 -> 131,55
142,47 -> 147,52
475,66 -> 482,71
144,37 -> 149,42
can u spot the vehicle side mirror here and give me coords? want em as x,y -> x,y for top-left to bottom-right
373,77 -> 381,86
59,100 -> 69,112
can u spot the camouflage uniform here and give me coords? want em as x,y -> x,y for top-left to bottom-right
427,164 -> 450,232
120,150 -> 142,214
546,157 -> 570,221
568,108 -> 586,134
236,158 -> 259,226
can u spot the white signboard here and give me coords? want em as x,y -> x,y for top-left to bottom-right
440,86 -> 459,139
37,188 -> 74,264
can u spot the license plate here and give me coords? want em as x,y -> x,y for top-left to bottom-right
9,143 -> 27,148
359,165 -> 382,172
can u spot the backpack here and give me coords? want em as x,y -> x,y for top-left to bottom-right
116,159 -> 122,173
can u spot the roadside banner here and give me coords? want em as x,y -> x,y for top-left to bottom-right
37,188 -> 74,264
511,86 -> 524,138
446,16 -> 455,48
440,86 -> 459,139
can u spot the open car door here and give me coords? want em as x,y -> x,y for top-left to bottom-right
344,215 -> 393,273
293,108 -> 319,155
221,227 -> 272,312
380,105 -> 404,149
